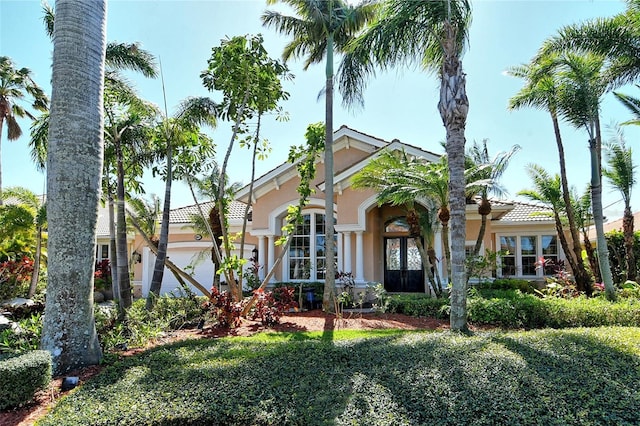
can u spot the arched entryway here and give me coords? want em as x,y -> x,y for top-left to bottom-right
383,217 -> 424,292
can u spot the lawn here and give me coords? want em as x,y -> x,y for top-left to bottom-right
37,327 -> 640,426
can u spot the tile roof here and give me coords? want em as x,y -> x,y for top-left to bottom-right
170,200 -> 250,223
496,201 -> 554,223
96,206 -> 111,237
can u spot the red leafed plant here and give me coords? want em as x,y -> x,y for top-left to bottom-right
205,287 -> 244,328
250,286 -> 298,326
0,256 -> 34,300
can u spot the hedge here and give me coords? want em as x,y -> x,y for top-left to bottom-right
0,350 -> 51,410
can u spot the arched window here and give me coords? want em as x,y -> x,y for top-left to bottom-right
288,211 -> 335,280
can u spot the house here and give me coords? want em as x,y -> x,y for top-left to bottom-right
131,126 -> 562,297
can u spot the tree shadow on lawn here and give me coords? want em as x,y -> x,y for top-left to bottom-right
38,328 -> 640,426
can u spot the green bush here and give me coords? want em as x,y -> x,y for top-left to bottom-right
0,312 -> 43,355
0,350 -> 51,410
387,294 -> 449,318
389,291 -> 640,329
476,278 -> 536,293
96,295 -> 206,352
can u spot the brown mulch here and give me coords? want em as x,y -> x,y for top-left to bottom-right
0,310 -> 453,426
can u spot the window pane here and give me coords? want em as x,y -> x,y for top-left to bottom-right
542,235 -> 557,255
315,213 -> 325,234
290,259 -> 311,280
407,239 -> 421,271
522,256 -> 537,275
315,258 -> 326,280
316,235 -> 325,257
386,238 -> 401,270
500,236 -> 516,254
385,218 -> 409,233
501,257 -> 516,276
521,236 -> 536,255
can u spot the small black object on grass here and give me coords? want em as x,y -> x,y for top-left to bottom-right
61,376 -> 79,391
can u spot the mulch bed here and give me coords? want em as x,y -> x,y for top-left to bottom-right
1,310 -> 456,426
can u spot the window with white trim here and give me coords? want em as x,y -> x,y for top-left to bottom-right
288,212 -> 336,281
497,234 -> 559,277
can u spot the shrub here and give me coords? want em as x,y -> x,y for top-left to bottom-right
249,286 -> 298,326
205,287 -> 243,328
387,294 -> 449,318
390,291 -> 640,329
476,278 -> 535,294
96,295 -> 206,352
0,312 -> 43,355
0,350 -> 51,410
0,256 -> 34,301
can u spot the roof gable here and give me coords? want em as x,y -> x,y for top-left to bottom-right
319,139 -> 442,193
236,126 -> 393,203
236,125 -> 441,202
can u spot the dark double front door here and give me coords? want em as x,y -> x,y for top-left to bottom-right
384,237 -> 424,292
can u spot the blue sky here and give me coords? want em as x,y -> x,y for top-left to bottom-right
1,0 -> 639,221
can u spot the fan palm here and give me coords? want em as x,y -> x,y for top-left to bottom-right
507,55 -> 593,293
603,125 -> 637,281
263,0 -> 377,312
340,0 -> 472,331
0,56 -> 48,203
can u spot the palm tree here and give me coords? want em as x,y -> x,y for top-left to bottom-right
572,186 -> 601,281
351,150 -> 444,297
508,56 -> 593,294
103,80 -> 158,312
340,0 -> 472,331
42,2 -> 157,79
0,56 -> 49,204
553,52 -> 615,299
517,165 -> 577,278
186,164 -> 242,290
539,0 -> 640,89
146,97 -> 217,309
466,139 -> 520,257
603,125 -> 637,281
41,0 -> 106,374
262,0 -> 377,312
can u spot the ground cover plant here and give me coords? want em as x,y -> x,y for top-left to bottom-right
35,327 -> 640,425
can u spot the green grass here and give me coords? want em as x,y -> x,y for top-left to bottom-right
37,327 -> 640,426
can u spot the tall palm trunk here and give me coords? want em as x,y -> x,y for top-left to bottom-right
472,202 -> 489,256
323,33 -> 336,313
622,205 -> 636,281
589,135 -> 615,299
41,0 -> 105,374
551,111 -> 592,293
439,21 -> 469,332
115,139 -> 132,310
107,188 -> 119,298
439,207 -> 451,282
147,132 -> 172,309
